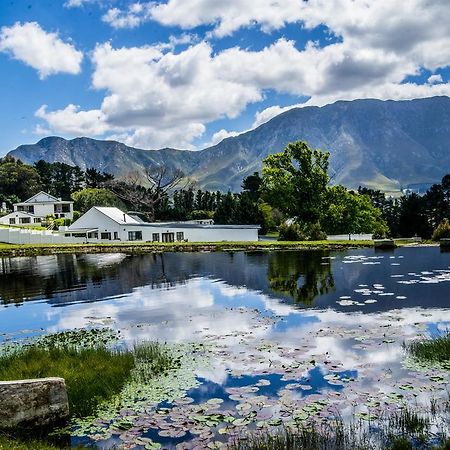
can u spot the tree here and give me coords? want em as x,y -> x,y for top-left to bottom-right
107,165 -> 185,221
85,168 -> 114,188
0,156 -> 42,200
261,141 -> 330,224
324,186 -> 389,236
242,172 -> 262,201
34,160 -> 84,199
71,188 -> 125,213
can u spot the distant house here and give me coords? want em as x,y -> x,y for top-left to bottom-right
64,206 -> 259,242
0,192 -> 74,226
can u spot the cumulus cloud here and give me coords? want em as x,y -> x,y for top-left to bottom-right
209,129 -> 240,146
428,74 -> 444,85
64,0 -> 101,7
35,0 -> 450,148
35,105 -> 109,136
0,22 -> 83,79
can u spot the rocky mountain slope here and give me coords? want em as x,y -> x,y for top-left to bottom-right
8,96 -> 450,192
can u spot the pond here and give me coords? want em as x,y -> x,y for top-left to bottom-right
1,246 -> 450,449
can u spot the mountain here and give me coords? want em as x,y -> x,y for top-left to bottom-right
8,96 -> 450,192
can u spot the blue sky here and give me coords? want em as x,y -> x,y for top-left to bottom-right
1,0 -> 450,155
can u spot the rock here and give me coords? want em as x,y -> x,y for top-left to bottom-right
0,378 -> 69,430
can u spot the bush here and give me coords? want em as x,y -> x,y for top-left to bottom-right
305,222 -> 327,240
278,222 -> 306,241
432,218 -> 450,241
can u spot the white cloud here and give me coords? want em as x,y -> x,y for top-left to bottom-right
35,0 -> 450,148
209,129 -> 240,146
102,3 -> 152,29
64,0 -> 101,7
35,105 -> 109,136
428,74 -> 444,85
0,22 -> 83,79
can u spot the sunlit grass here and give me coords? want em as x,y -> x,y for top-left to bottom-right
0,339 -> 174,418
405,333 -> 450,365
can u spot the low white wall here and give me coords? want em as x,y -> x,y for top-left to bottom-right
327,233 -> 373,241
0,225 -> 260,244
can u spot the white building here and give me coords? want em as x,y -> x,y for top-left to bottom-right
0,192 -> 74,226
64,206 -> 259,242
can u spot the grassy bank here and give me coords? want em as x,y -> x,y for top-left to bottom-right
0,240 -> 375,257
0,330 -> 176,418
405,332 -> 450,368
230,407 -> 450,450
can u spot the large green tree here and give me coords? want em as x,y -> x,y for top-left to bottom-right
261,141 -> 330,224
71,188 -> 125,214
324,186 -> 389,236
0,156 -> 42,201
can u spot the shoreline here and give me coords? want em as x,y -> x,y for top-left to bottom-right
0,240 -> 376,257
0,240 -> 436,257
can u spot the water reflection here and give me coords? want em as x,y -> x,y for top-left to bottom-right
267,251 -> 334,305
2,247 -> 450,449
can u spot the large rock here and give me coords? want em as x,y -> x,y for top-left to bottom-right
0,377 -> 69,430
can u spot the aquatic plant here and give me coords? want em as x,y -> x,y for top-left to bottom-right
0,330 -> 175,418
405,333 -> 450,368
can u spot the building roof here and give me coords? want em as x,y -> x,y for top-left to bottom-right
92,207 -> 140,225
16,191 -> 73,205
0,210 -> 38,219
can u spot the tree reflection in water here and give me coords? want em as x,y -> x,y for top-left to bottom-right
267,251 -> 335,305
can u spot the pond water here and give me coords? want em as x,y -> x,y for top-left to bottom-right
1,247 -> 450,449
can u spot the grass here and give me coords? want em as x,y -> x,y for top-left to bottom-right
230,406 -> 450,450
0,240 -> 375,257
405,333 -> 450,365
0,334 -> 175,418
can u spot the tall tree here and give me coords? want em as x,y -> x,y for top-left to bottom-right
261,141 -> 330,224
107,165 -> 185,221
0,156 -> 42,200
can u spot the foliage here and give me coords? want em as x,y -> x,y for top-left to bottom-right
107,165 -> 186,221
0,331 -> 175,418
262,141 -> 330,224
324,186 -> 389,236
0,156 -> 42,201
34,160 -> 84,200
432,218 -> 450,241
405,333 -> 450,366
84,167 -> 114,188
71,188 -> 124,213
278,222 -> 306,241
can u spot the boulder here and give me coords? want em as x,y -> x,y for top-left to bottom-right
0,378 -> 69,430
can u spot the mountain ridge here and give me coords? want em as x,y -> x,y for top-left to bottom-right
8,96 -> 450,192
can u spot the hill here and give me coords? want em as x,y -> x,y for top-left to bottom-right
8,96 -> 450,192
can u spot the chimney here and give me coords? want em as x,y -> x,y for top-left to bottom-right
123,213 -> 126,222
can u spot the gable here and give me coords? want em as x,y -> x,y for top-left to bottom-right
24,191 -> 60,203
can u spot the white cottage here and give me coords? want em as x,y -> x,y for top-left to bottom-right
0,192 -> 74,226
65,207 -> 259,242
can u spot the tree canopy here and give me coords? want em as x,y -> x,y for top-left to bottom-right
261,141 -> 330,224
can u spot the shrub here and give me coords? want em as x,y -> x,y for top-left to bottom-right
432,218 -> 450,241
278,222 -> 306,241
305,222 -> 327,240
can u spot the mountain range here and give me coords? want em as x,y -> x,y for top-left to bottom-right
8,96 -> 450,192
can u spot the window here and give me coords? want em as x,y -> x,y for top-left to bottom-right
152,233 -> 160,242
9,218 -> 15,225
34,218 -> 41,223
114,232 -> 119,240
162,232 -> 175,243
176,232 -> 184,241
62,204 -> 71,213
100,232 -> 111,240
19,217 -> 31,224
128,231 -> 143,241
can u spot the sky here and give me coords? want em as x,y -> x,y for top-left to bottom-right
1,0 -> 450,155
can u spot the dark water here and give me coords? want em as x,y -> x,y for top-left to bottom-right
1,247 -> 450,449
